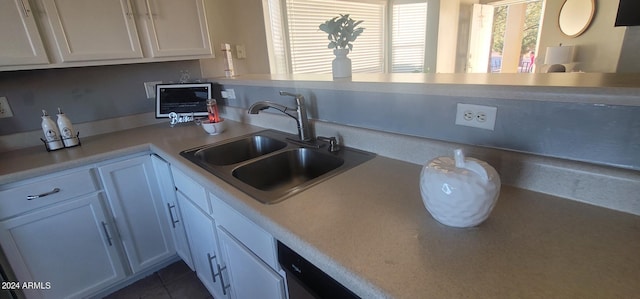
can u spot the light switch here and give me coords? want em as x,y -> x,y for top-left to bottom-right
144,81 -> 163,99
0,96 -> 14,118
236,45 -> 246,59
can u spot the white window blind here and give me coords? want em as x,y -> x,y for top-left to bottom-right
391,2 -> 427,72
266,0 -> 289,74
284,0 -> 385,74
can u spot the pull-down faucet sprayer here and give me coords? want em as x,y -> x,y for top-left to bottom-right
248,91 -> 312,142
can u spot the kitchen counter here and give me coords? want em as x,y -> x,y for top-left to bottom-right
1,121 -> 639,298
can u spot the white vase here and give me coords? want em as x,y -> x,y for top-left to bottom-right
332,49 -> 352,78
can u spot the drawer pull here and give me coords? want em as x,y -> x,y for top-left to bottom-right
216,263 -> 230,295
167,203 -> 179,228
101,221 -> 113,246
19,0 -> 31,17
26,188 -> 61,200
207,253 -> 217,282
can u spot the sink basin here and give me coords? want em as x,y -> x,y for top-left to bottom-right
180,130 -> 375,204
232,148 -> 344,191
193,135 -> 287,165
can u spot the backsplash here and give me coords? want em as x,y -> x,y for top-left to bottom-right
0,61 -> 202,135
2,63 -> 638,173
219,83 -> 640,171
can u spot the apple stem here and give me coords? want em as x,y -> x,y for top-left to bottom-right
454,149 -> 465,168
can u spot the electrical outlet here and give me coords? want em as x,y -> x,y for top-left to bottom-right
221,89 -> 236,99
144,81 -> 163,99
0,96 -> 14,118
455,103 -> 497,130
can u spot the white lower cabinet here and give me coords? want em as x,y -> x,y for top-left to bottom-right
98,155 -> 176,274
0,152 -> 289,299
176,191 -> 230,298
170,166 -> 287,299
0,193 -> 127,299
217,227 -> 287,299
211,193 -> 286,299
0,0 -> 49,66
0,154 -> 181,299
151,155 -> 194,270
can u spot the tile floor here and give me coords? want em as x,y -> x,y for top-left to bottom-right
102,261 -> 211,299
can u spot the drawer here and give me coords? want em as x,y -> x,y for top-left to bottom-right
0,168 -> 99,219
170,165 -> 209,214
210,193 -> 278,269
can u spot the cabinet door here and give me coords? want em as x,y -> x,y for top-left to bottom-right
177,192 -> 229,299
41,0 -> 143,62
138,0 -> 212,57
0,193 -> 127,299
218,227 -> 286,299
0,0 -> 49,66
151,155 -> 194,270
99,156 -> 175,274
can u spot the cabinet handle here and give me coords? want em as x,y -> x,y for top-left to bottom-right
101,221 -> 113,246
19,0 -> 31,17
216,263 -> 231,295
207,253 -> 217,282
26,188 -> 60,200
145,0 -> 157,19
124,0 -> 134,18
167,203 -> 179,228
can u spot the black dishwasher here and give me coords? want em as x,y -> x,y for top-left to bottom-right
277,241 -> 360,299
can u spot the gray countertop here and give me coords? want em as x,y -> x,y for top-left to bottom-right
1,121 -> 639,298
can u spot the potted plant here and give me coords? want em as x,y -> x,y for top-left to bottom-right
319,14 -> 365,78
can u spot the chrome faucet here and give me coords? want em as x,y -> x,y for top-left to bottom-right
248,91 -> 312,142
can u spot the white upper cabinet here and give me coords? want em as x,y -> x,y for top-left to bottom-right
0,0 -> 49,66
0,0 -> 213,70
41,0 -> 144,62
136,0 -> 212,57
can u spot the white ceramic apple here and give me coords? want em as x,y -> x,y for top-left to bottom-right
420,149 -> 501,228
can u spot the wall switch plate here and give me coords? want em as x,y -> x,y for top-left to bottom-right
455,103 -> 497,130
144,81 -> 163,99
221,89 -> 236,99
236,45 -> 246,59
0,96 -> 14,118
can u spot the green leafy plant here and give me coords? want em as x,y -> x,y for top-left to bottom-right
319,14 -> 365,51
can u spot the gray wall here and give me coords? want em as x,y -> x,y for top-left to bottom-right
537,0 -> 626,73
223,84 -> 640,171
0,61 -> 201,135
2,61 -> 637,171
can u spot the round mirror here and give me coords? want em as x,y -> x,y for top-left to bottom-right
559,0 -> 595,37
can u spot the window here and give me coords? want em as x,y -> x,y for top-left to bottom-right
478,0 -> 543,73
391,2 -> 427,72
266,0 -> 429,74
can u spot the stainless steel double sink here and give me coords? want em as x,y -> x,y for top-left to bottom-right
180,130 -> 375,204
